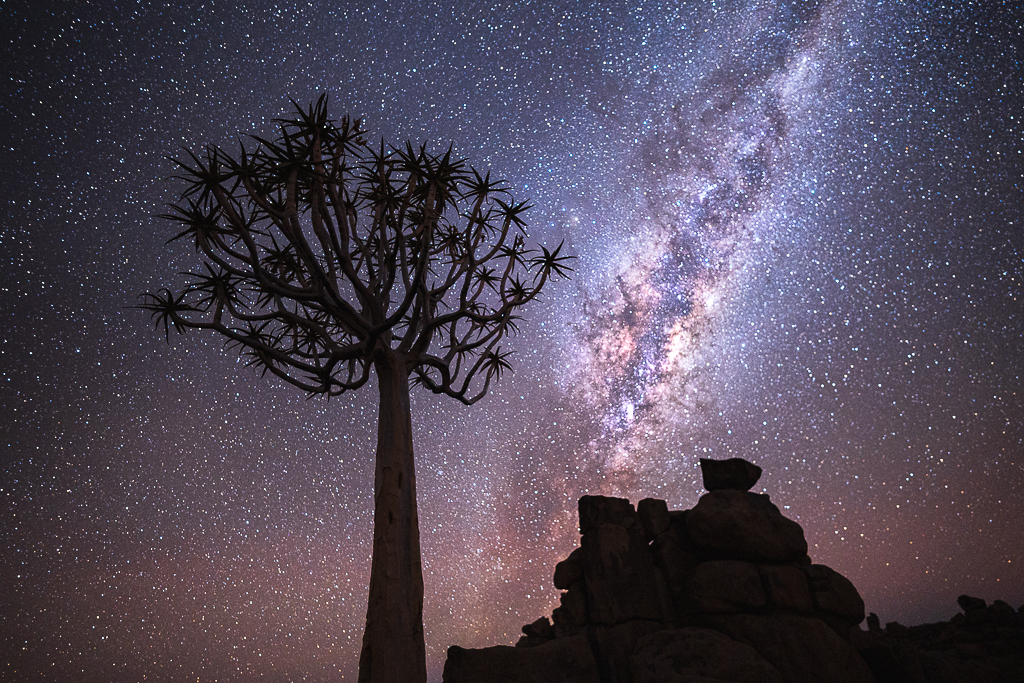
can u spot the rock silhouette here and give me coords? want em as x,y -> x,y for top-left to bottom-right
442,458 -> 1024,683
699,456 -> 763,491
852,596 -> 1024,682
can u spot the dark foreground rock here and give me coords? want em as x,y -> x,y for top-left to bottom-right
631,627 -> 784,683
443,457 -> 1024,683
444,635 -> 598,683
702,613 -> 875,683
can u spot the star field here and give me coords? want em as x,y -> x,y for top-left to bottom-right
1,1 -> 1022,681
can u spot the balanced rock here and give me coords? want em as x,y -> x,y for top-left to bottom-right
686,489 -> 808,562
700,457 -> 763,491
956,594 -> 987,612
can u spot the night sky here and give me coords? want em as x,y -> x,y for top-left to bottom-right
2,0 -> 1022,681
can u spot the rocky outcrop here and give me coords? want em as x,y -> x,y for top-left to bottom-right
852,596 -> 1024,683
443,458 -> 876,683
442,458 -> 1024,683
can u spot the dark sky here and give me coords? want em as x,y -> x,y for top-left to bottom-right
2,0 -> 1021,681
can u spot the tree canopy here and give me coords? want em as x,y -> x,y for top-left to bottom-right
143,95 -> 571,400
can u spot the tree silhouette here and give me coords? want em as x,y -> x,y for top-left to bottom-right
140,96 -> 571,683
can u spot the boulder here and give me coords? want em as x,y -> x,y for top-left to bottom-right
638,498 -> 671,539
700,457 -> 763,491
684,561 -> 766,613
686,490 -> 807,562
957,595 -> 987,612
651,519 -> 699,611
579,495 -> 640,534
958,594 -> 991,626
589,620 -> 665,683
916,650 -> 1017,683
515,616 -> 553,647
443,635 -> 599,683
555,581 -> 589,629
667,510 -> 695,542
582,522 -> 662,624
803,565 -> 865,625
553,548 -> 584,589
758,564 -> 814,613
702,613 -> 877,683
550,607 -> 576,639
651,566 -> 679,624
989,599 -> 1018,627
631,627 -> 784,683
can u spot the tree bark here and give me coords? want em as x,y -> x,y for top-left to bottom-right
358,347 -> 427,683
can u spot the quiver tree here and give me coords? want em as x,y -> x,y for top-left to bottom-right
140,95 -> 571,683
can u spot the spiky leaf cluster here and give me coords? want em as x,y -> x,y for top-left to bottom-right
141,96 -> 572,403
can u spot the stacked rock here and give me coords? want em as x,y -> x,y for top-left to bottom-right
444,458 -> 876,683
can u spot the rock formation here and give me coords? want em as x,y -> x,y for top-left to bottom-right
443,458 -> 874,683
442,458 -> 1024,683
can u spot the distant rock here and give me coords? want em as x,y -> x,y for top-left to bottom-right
851,595 -> 1024,683
515,616 -> 553,648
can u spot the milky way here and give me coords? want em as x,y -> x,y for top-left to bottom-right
572,0 -> 830,485
2,1 -> 1021,681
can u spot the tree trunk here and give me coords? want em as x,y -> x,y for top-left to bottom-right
358,347 -> 427,683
